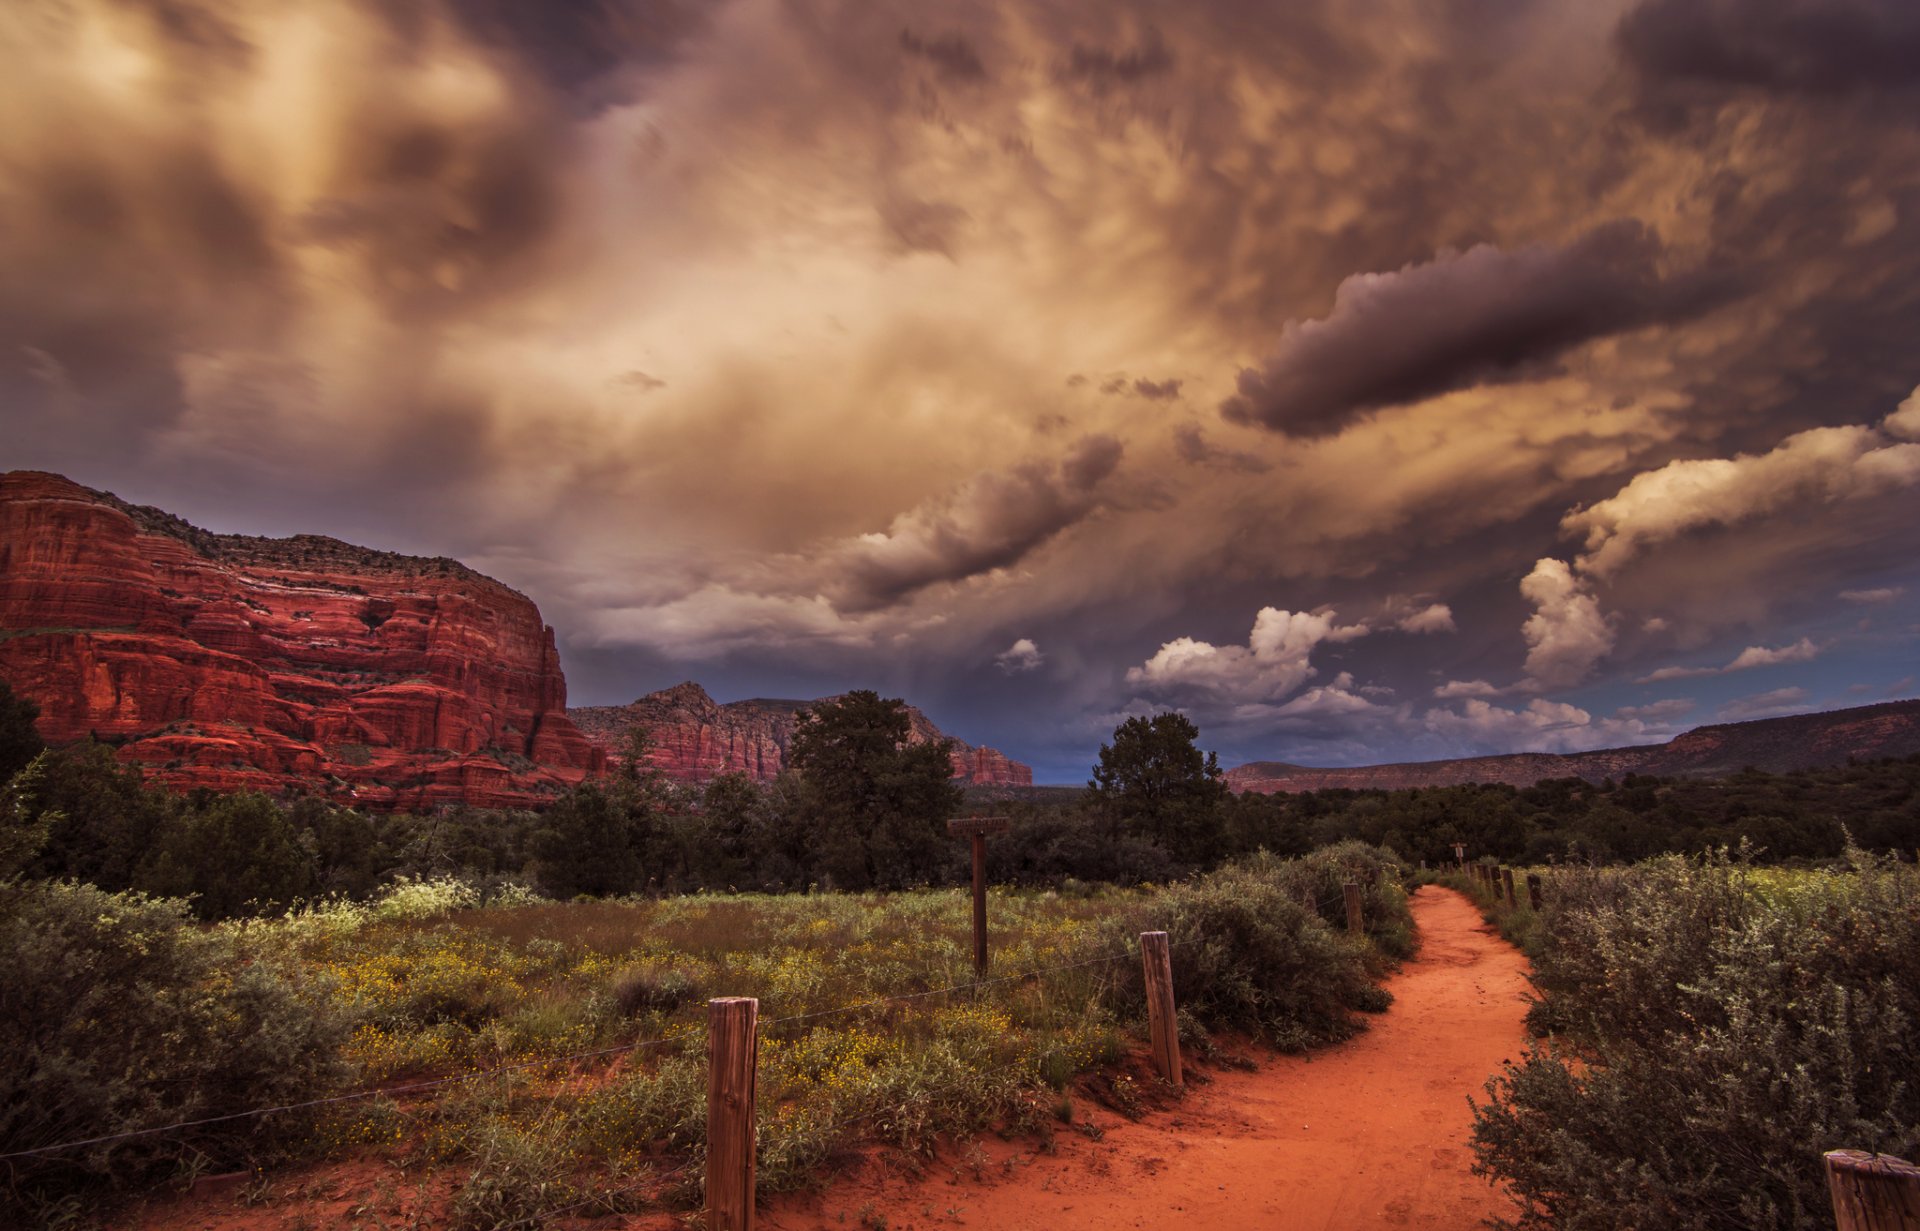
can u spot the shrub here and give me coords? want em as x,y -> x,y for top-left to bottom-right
611,965 -> 706,1017
1108,851 -> 1401,1051
0,880 -> 346,1224
1471,850 -> 1920,1230
445,1118 -> 574,1231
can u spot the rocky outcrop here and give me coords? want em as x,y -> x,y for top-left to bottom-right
570,681 -> 1033,786
0,471 -> 603,809
1226,698 -> 1920,794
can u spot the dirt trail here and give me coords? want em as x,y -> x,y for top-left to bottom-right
762,885 -> 1532,1231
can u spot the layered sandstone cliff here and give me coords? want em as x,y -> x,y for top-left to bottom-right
1226,698 -> 1920,794
570,681 -> 1033,786
0,471 -> 603,808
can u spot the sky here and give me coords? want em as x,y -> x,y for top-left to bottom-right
4,0 -> 1920,783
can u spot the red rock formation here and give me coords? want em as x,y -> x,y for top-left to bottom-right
570,682 -> 1033,786
0,471 -> 603,808
1225,698 -> 1920,794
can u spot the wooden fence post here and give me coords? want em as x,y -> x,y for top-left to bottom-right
1501,867 -> 1517,908
1140,931 -> 1183,1089
1344,881 -> 1365,933
1526,873 -> 1543,912
1825,1150 -> 1920,1230
707,997 -> 759,1231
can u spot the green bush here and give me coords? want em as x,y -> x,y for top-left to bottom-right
1282,840 -> 1417,963
1109,850 -> 1403,1051
0,880 -> 346,1224
1471,851 -> 1920,1230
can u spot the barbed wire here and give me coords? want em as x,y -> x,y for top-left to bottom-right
0,1031 -> 691,1165
761,948 -> 1134,1031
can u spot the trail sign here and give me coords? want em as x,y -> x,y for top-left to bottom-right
947,815 -> 1010,976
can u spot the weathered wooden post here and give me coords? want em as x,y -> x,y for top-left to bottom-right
1526,873 -> 1543,912
947,815 -> 1010,976
1501,867 -> 1517,908
707,997 -> 759,1231
1139,931 -> 1182,1089
1453,842 -> 1466,869
1344,881 -> 1365,932
1825,1150 -> 1920,1230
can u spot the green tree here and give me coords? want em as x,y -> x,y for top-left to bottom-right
787,690 -> 962,890
1088,712 -> 1228,866
0,679 -> 44,783
18,741 -> 175,891
137,792 -> 319,918
530,780 -> 653,897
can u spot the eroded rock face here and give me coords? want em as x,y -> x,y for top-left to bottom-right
570,682 -> 1033,786
0,471 -> 603,809
1225,698 -> 1920,794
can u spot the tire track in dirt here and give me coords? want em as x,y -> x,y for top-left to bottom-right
761,885 -> 1531,1231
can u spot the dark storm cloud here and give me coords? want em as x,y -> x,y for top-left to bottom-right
1220,222 -> 1733,438
1172,425 -> 1269,474
124,0 -> 256,65
1133,378 -> 1182,400
392,0 -> 712,105
1618,0 -> 1920,96
1063,30 -> 1174,85
899,29 -> 988,81
878,194 -> 971,257
832,436 -> 1124,611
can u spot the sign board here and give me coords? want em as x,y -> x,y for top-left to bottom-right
947,816 -> 1011,837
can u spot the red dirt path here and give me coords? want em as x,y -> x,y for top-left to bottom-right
760,885 -> 1532,1231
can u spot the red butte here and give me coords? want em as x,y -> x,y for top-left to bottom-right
0,471 -> 603,809
570,681 -> 1033,787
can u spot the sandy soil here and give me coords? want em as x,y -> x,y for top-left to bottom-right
116,886 -> 1530,1231
759,885 -> 1533,1231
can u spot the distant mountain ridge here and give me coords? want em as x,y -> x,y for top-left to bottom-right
569,681 -> 1033,787
1226,698 -> 1920,794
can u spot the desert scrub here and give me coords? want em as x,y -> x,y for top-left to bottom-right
1104,848 -> 1407,1051
1471,849 -> 1920,1231
0,879 -> 346,1226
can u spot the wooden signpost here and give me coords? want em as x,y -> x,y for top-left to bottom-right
1453,843 -> 1466,869
948,815 -> 1010,976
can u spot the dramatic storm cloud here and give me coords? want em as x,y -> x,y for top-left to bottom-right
4,0 -> 1920,780
1221,223 -> 1723,438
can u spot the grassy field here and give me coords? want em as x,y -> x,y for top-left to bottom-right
4,844 -> 1412,1228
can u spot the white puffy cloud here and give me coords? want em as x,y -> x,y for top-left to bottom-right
1434,679 -> 1503,698
994,638 -> 1045,673
1519,558 -> 1614,688
590,586 -> 876,660
1126,607 -> 1368,703
1616,697 -> 1696,723
1637,636 -> 1819,682
1840,587 -> 1903,604
1420,698 -> 1665,754
1717,687 -> 1813,720
1886,386 -> 1920,441
1564,421 -> 1920,577
1397,603 -> 1457,634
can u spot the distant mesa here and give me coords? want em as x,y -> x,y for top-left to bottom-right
569,681 -> 1033,787
1225,699 -> 1920,794
0,470 -> 604,809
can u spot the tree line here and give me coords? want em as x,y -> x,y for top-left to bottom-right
3,681 -> 1915,919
